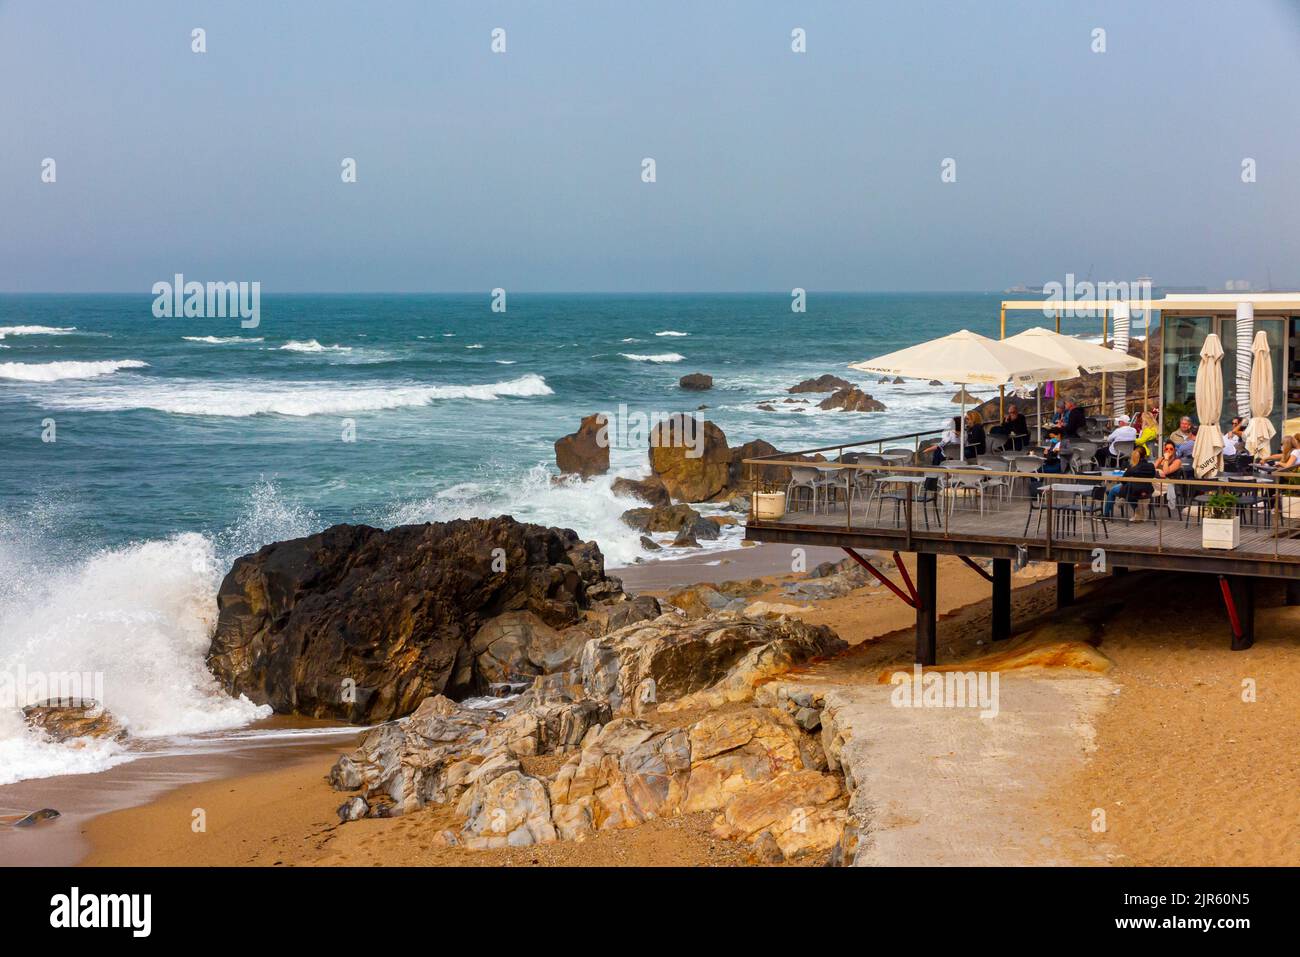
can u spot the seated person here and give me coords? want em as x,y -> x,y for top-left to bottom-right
1261,434 -> 1300,471
964,412 -> 987,456
1046,399 -> 1086,440
1026,448 -> 1064,497
1222,429 -> 1252,472
1169,416 -> 1195,445
1153,441 -> 1184,511
1103,447 -> 1156,518
1133,411 -> 1159,457
922,416 -> 963,465
1093,414 -> 1138,467
988,403 -> 1031,450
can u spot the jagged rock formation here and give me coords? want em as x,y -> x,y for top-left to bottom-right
554,413 -> 610,477
207,518 -> 631,722
328,610 -> 849,860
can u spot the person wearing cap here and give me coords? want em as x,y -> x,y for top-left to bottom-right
1093,413 -> 1139,467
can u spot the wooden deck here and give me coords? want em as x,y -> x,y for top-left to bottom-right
746,496 -> 1300,580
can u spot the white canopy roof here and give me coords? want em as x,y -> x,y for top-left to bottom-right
1002,327 -> 1145,378
848,329 -> 1076,386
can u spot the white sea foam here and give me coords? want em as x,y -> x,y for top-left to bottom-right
0,325 -> 77,338
466,344 -> 484,349
494,359 -> 516,365
42,374 -> 554,417
382,464 -> 655,567
0,483 -> 319,786
621,352 -> 685,363
654,330 -> 689,337
279,339 -> 352,353
0,359 -> 147,382
182,335 -> 264,344
621,338 -> 644,343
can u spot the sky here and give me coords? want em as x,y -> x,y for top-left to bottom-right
2,0 -> 1299,293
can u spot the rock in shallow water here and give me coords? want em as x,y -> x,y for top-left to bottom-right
22,700 -> 126,744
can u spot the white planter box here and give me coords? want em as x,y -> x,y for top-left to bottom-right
1202,516 -> 1240,550
752,491 -> 786,520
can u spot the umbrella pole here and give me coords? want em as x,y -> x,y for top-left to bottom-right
1037,385 -> 1043,446
960,388 -> 967,462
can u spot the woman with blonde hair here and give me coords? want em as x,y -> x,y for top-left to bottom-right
1133,409 -> 1159,457
1263,434 -> 1300,471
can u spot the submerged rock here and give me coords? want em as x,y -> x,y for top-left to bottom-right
22,700 -> 126,744
788,374 -> 853,394
620,503 -> 700,532
611,475 -> 672,507
818,387 -> 885,412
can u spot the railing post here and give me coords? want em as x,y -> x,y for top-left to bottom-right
1045,487 -> 1054,560
905,483 -> 914,551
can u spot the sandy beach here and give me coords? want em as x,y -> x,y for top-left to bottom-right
41,543 -> 1298,868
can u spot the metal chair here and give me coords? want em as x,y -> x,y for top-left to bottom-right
1102,439 -> 1135,470
786,467 -> 821,514
878,476 -> 943,529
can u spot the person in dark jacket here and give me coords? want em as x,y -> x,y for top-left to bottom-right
1103,447 -> 1156,518
1047,398 -> 1087,440
989,404 -> 1031,451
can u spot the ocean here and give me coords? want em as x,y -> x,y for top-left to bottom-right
0,291 -> 1008,783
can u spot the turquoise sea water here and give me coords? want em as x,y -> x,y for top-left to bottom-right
0,291 -> 1009,782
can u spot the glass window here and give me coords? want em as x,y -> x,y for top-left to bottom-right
1162,315 -> 1212,435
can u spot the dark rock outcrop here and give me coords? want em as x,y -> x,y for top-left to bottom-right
207,517 -> 623,722
554,414 -> 610,478
818,387 -> 886,412
611,475 -> 672,507
788,374 -> 853,394
621,503 -> 701,532
679,373 -> 713,391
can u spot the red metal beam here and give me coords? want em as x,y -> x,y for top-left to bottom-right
842,547 -> 917,608
958,555 -> 994,582
893,551 -> 918,599
1218,575 -> 1243,640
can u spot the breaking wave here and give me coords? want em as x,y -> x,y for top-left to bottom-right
621,353 -> 685,363
40,374 -> 555,417
0,359 -> 148,382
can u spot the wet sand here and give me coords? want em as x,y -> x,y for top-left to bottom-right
0,718 -> 361,867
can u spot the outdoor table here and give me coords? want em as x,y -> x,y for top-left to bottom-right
868,475 -> 931,528
1040,481 -> 1105,538
879,452 -> 915,465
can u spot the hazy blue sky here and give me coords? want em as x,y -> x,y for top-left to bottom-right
3,0 -> 1299,292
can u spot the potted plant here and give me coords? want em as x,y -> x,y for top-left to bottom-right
1201,491 -> 1240,550
751,490 -> 786,520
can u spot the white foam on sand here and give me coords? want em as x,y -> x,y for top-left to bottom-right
39,374 -> 555,417
0,359 -> 148,382
621,353 -> 685,363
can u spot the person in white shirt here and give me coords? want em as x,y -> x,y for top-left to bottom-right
1093,414 -> 1138,467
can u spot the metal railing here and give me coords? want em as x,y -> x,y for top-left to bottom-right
743,454 -> 1300,563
